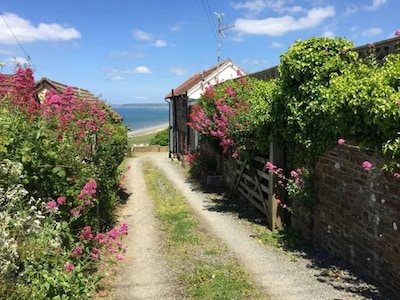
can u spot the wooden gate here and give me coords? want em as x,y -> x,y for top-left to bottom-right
230,143 -> 283,230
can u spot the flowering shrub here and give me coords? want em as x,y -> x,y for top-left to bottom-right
265,161 -> 314,210
188,76 -> 276,159
0,159 -> 128,299
0,68 -> 129,297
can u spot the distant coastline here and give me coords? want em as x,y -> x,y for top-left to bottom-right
112,104 -> 169,134
127,123 -> 169,137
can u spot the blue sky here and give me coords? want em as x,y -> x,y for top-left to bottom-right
0,0 -> 398,104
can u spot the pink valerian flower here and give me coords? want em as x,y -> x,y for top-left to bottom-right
57,196 -> 66,205
90,253 -> 99,259
71,246 -> 83,257
70,208 -> 81,217
116,254 -> 125,261
45,200 -> 57,210
290,170 -> 299,178
338,138 -> 346,145
64,263 -> 74,273
81,226 -> 93,241
118,223 -> 129,235
265,161 -> 276,172
94,233 -> 106,244
77,180 -> 97,199
225,85 -> 236,97
362,160 -> 373,171
393,173 -> 400,178
395,30 -> 400,36
92,247 -> 101,254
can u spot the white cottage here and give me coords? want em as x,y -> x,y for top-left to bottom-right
164,58 -> 246,159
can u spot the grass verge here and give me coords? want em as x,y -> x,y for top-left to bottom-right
128,132 -> 158,146
142,160 -> 262,300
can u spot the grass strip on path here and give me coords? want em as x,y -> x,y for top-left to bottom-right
142,160 -> 262,300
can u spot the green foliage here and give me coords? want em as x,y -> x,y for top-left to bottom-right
274,37 -> 356,163
196,76 -> 277,158
0,68 -> 129,298
150,128 -> 169,146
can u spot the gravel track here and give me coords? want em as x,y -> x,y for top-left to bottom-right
110,152 -> 389,299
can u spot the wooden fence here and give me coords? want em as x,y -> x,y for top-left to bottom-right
228,143 -> 284,230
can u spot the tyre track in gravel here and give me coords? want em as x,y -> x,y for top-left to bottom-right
110,155 -> 183,300
110,152 -> 382,300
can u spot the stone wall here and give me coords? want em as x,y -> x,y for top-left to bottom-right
313,144 -> 400,292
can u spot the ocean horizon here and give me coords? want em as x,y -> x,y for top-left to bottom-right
112,103 -> 169,133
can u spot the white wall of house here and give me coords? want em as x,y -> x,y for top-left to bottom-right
188,62 -> 244,99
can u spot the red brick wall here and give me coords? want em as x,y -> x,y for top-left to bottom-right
314,144 -> 400,292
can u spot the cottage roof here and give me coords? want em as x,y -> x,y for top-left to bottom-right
165,58 -> 241,99
36,77 -> 99,102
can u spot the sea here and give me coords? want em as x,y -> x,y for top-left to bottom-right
112,103 -> 169,134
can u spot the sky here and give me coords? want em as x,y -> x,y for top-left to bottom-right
0,0 -> 398,105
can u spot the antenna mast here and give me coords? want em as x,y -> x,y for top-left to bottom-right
214,12 -> 233,83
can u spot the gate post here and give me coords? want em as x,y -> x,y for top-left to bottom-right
268,142 -> 284,230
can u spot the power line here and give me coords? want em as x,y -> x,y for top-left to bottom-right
201,0 -> 218,42
0,12 -> 40,75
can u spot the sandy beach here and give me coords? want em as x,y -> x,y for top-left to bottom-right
127,123 -> 169,137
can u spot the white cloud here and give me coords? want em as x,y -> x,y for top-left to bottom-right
0,13 -> 81,45
170,22 -> 184,32
133,29 -> 153,41
365,0 -> 387,11
105,66 -> 151,80
231,0 -> 304,17
362,27 -> 382,37
134,66 -> 151,74
234,6 -> 335,36
344,4 -> 358,15
323,30 -> 334,38
270,41 -> 284,48
170,66 -> 188,75
153,39 -> 167,47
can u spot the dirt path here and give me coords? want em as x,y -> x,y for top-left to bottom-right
109,152 -> 385,299
110,155 -> 181,299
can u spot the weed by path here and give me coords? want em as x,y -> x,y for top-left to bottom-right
143,160 -> 262,300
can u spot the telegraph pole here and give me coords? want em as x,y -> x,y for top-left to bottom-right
214,12 -> 233,83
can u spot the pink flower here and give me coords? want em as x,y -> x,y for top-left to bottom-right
92,247 -> 101,254
57,196 -> 66,205
64,263 -> 74,273
290,170 -> 299,178
81,226 -> 93,241
393,173 -> 400,178
70,208 -> 80,217
275,198 -> 281,204
395,30 -> 400,36
338,139 -> 346,145
116,254 -> 125,261
94,233 -> 106,244
71,246 -> 83,257
90,253 -> 99,259
45,200 -> 57,210
362,160 -> 373,171
265,162 -> 275,172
